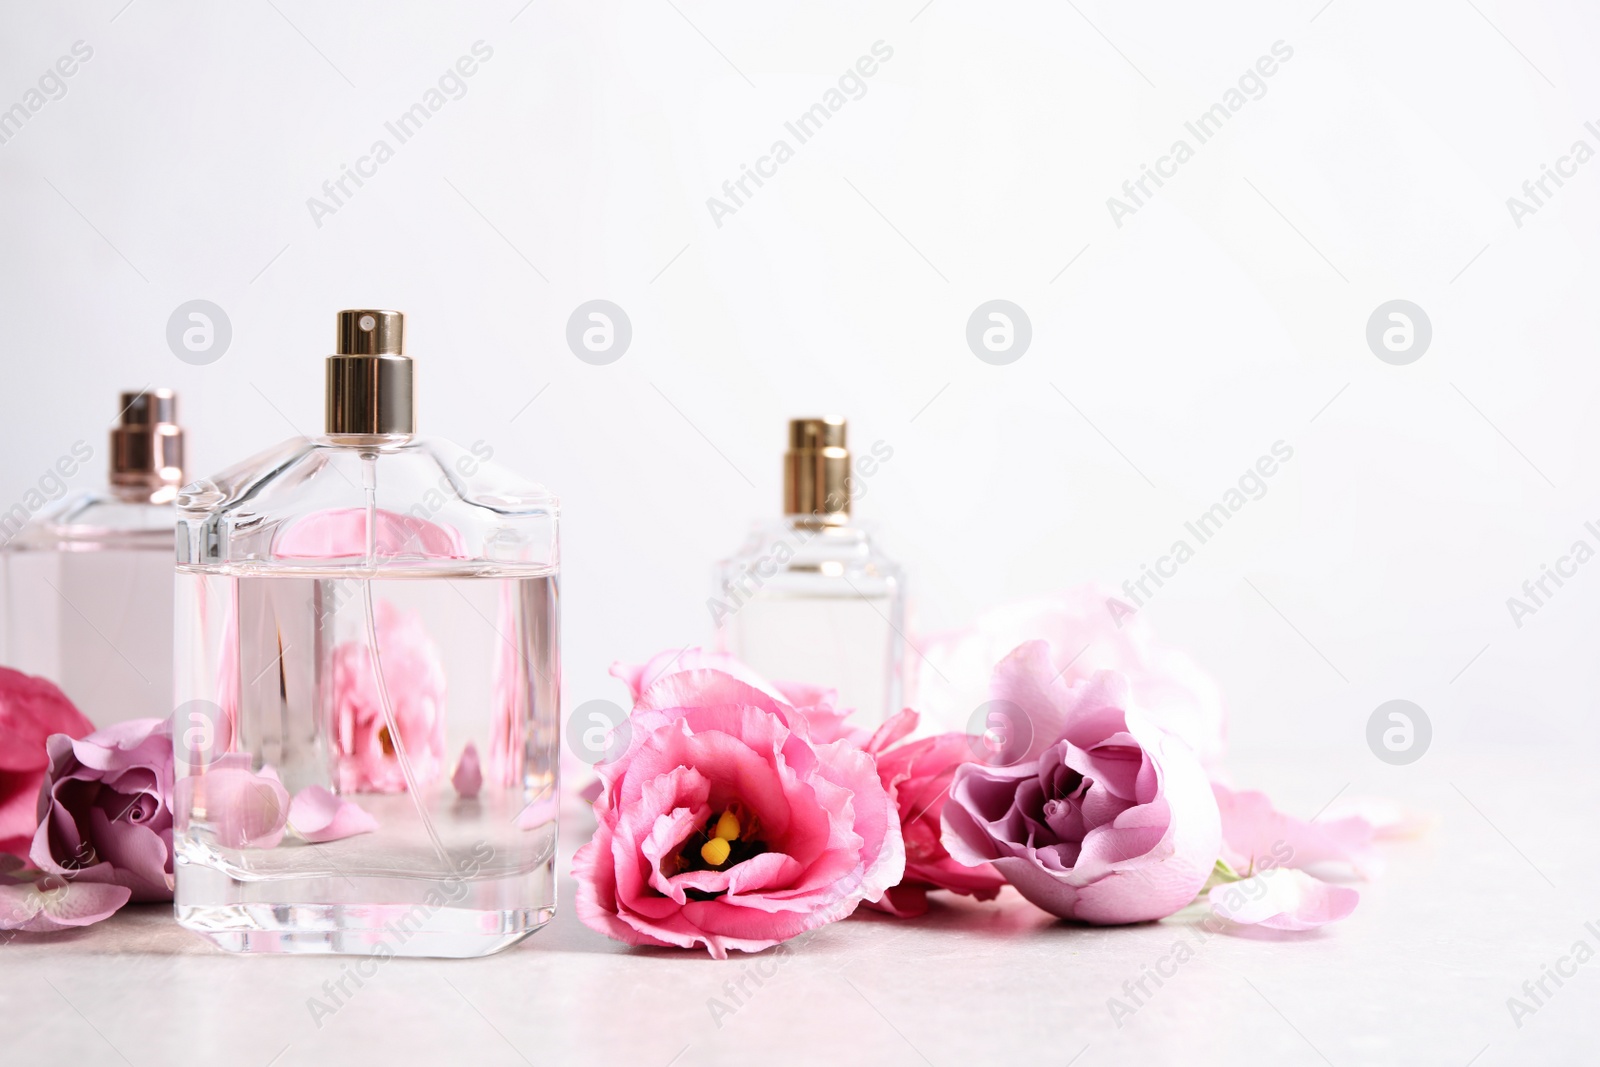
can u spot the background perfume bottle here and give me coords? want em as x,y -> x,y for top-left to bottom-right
0,390 -> 183,725
172,310 -> 560,958
713,417 -> 904,726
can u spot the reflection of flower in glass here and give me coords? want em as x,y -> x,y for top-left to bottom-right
489,585 -> 525,789
329,600 -> 447,793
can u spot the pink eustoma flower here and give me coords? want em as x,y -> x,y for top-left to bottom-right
572,667 -> 904,958
941,644 -> 1220,924
0,666 -> 94,859
860,710 -> 1006,917
31,717 -> 175,903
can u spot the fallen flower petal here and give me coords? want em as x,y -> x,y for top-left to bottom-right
288,786 -> 378,844
1213,782 -> 1382,879
175,757 -> 290,850
1208,867 -> 1358,931
0,872 -> 131,933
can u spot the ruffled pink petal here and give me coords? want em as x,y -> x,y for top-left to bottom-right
864,708 -> 920,756
451,742 -> 483,799
287,786 -> 379,844
1209,868 -> 1359,930
611,649 -> 785,703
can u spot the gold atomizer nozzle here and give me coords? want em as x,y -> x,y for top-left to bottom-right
111,388 -> 184,498
783,417 -> 850,525
326,310 -> 414,438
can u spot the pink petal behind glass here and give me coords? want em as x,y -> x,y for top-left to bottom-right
273,506 -> 467,559
176,764 -> 290,850
288,786 -> 379,844
515,792 -> 558,830
452,742 -> 483,799
1208,868 -> 1359,931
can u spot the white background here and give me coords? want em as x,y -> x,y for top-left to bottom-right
3,2 -> 1596,764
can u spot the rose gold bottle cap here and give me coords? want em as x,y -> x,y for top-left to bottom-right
111,389 -> 184,500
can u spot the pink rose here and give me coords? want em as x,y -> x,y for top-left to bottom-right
912,589 -> 1226,768
573,667 -> 904,958
31,717 -> 175,903
0,666 -> 94,858
861,710 -> 1006,917
329,599 -> 447,793
941,644 -> 1220,924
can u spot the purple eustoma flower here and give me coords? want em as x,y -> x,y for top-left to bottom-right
30,717 -> 175,903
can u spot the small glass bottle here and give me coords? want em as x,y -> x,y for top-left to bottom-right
713,418 -> 904,726
0,390 -> 184,725
172,310 -> 560,958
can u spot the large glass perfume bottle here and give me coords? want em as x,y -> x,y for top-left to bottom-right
0,390 -> 183,725
172,310 -> 560,958
713,418 -> 904,726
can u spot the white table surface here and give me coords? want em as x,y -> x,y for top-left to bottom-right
4,751 -> 1589,1067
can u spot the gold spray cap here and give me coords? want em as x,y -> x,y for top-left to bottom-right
784,417 -> 850,525
326,309 -> 414,438
111,389 -> 184,501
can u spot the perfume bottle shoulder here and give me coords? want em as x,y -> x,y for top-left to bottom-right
176,436 -> 557,572
179,436 -> 556,517
3,487 -> 175,551
718,518 -> 901,580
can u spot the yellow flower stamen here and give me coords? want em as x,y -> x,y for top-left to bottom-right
713,811 -> 740,842
700,837 -> 732,866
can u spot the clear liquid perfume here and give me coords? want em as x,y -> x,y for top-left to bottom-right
0,390 -> 183,725
172,310 -> 560,958
713,418 -> 904,726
